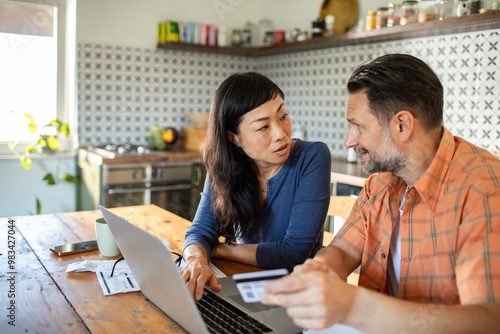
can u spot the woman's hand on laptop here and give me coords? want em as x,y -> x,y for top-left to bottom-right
182,245 -> 222,301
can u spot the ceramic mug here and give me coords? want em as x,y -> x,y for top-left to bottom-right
94,217 -> 121,257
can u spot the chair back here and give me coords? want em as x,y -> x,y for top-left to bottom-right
327,196 -> 357,219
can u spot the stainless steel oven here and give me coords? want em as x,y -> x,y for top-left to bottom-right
102,161 -> 194,220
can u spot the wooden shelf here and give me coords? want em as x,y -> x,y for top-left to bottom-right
157,11 -> 500,57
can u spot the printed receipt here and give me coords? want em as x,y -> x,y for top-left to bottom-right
67,259 -> 226,296
67,260 -> 140,296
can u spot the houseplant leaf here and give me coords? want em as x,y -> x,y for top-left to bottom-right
25,112 -> 37,133
36,197 -> 41,215
37,138 -> 47,147
50,119 -> 62,128
20,157 -> 32,170
60,174 -> 78,183
46,136 -> 60,150
43,173 -> 56,185
25,146 -> 37,153
59,123 -> 70,136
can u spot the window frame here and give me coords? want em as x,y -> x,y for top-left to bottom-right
0,0 -> 77,154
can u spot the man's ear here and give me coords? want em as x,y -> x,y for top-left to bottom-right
393,110 -> 414,143
227,130 -> 239,146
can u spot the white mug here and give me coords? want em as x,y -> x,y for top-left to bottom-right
94,217 -> 121,257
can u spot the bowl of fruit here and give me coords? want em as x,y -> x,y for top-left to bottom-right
146,125 -> 179,150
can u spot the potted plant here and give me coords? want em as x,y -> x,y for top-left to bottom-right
9,112 -> 78,214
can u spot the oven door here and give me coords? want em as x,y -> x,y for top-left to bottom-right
149,183 -> 193,220
104,183 -> 193,220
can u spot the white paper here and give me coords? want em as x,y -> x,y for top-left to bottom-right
66,259 -> 130,273
96,270 -> 140,296
67,259 -> 226,296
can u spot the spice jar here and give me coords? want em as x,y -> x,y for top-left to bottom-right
365,11 -> 377,30
480,0 -> 498,11
312,19 -> 325,38
456,0 -> 470,16
232,28 -> 241,46
436,0 -> 454,21
387,3 -> 404,27
419,0 -> 437,22
376,7 -> 389,28
401,0 -> 419,25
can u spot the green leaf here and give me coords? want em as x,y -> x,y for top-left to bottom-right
46,136 -> 60,150
59,123 -> 70,136
36,198 -> 41,215
20,157 -> 31,170
28,121 -> 37,134
50,119 -> 62,128
37,138 -> 46,147
8,141 -> 15,150
25,146 -> 37,153
24,112 -> 35,123
60,174 -> 78,183
43,173 -> 56,185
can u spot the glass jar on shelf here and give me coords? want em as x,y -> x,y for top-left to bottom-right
376,7 -> 389,28
365,11 -> 377,30
387,3 -> 404,27
231,28 -> 242,46
401,0 -> 419,25
456,0 -> 470,17
436,0 -> 455,21
419,0 -> 437,22
480,0 -> 498,12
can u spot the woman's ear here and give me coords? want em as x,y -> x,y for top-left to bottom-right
227,131 -> 239,146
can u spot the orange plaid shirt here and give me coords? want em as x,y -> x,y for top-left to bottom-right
337,128 -> 500,304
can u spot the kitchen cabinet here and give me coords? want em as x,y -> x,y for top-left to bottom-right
157,11 -> 500,57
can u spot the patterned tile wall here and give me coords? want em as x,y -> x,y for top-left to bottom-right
78,28 -> 499,156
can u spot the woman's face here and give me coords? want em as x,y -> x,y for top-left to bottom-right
229,95 -> 293,171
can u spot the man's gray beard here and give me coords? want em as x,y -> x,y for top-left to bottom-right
361,130 -> 406,175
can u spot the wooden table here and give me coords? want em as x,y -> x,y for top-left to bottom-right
0,205 -> 260,333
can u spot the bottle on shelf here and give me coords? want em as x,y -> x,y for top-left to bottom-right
387,3 -> 404,27
419,0 -> 437,22
376,7 -> 389,28
401,0 -> 419,25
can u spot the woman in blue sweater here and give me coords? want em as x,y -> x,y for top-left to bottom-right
182,72 -> 331,300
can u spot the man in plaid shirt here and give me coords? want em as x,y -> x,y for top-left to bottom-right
262,54 -> 500,333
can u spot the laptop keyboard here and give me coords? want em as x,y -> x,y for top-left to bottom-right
196,289 -> 273,334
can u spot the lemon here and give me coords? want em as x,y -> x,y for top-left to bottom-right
162,129 -> 174,143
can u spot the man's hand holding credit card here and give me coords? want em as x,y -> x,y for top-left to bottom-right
232,268 -> 288,303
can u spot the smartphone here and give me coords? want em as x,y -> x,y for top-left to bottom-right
50,240 -> 98,256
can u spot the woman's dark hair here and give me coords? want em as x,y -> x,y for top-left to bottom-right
347,54 -> 443,132
202,72 -> 284,242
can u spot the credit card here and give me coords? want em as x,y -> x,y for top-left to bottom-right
232,268 -> 288,303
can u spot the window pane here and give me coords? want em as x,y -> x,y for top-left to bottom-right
0,2 -> 57,143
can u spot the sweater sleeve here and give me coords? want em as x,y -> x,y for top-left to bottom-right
182,175 -> 220,257
255,142 -> 332,270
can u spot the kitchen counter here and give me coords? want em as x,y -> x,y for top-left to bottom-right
77,146 -> 202,165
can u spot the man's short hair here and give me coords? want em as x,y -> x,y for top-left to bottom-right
347,54 -> 443,132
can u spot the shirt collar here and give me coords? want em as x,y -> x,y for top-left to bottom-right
389,128 -> 455,212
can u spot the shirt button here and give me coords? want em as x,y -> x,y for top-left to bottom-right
381,253 -> 386,259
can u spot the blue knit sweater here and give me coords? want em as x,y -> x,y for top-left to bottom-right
183,139 -> 331,271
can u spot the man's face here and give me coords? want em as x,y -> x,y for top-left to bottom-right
344,91 -> 406,175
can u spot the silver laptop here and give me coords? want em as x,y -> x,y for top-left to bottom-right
100,206 -> 302,334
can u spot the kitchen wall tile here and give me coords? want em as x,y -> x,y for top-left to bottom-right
78,28 -> 500,155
